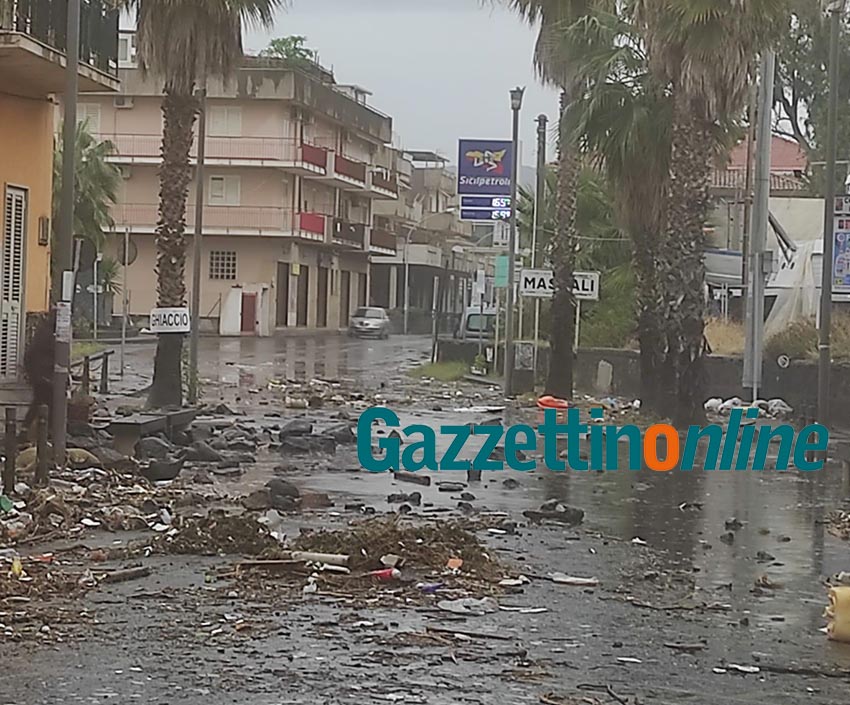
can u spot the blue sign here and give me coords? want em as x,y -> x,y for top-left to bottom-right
457,139 -> 513,196
834,217 -> 850,292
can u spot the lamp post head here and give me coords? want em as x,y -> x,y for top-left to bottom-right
510,86 -> 525,111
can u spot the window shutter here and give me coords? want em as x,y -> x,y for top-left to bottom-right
77,103 -> 101,133
1,187 -> 27,380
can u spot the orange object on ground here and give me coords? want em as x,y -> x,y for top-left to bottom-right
537,395 -> 570,410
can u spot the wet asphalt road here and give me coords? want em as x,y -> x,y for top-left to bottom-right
4,333 -> 850,704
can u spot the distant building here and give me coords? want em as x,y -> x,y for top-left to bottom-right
0,0 -> 118,392
84,30 -> 401,335
371,150 -> 494,334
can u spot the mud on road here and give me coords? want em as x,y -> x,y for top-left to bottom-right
2,336 -> 850,705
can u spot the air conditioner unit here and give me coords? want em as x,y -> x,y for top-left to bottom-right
119,165 -> 132,180
114,95 -> 134,109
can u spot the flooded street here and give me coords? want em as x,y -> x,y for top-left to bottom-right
2,335 -> 850,704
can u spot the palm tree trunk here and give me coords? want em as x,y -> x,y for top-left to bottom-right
633,228 -> 664,412
148,88 -> 198,409
546,89 -> 578,399
661,92 -> 712,427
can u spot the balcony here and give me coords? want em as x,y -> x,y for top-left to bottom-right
98,133 -> 329,175
369,228 -> 396,255
0,0 -> 119,97
112,203 -> 331,243
368,168 -> 399,200
332,218 -> 366,249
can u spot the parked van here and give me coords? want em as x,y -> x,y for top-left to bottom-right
455,304 -> 497,341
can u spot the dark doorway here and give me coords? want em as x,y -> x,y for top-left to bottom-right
296,265 -> 310,326
276,262 -> 289,326
317,266 -> 329,327
358,272 -> 367,307
339,270 -> 351,326
241,292 -> 257,334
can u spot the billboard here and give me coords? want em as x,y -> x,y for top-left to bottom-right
458,139 -> 513,222
457,139 -> 513,196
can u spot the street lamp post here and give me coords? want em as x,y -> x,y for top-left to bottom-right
818,0 -> 846,427
53,0 -> 82,471
504,86 -> 524,398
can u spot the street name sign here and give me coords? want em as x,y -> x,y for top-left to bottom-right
519,269 -> 600,300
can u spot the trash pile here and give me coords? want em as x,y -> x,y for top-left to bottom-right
0,551 -> 83,602
266,377 -> 378,410
826,510 -> 850,541
703,397 -> 794,419
147,509 -> 286,557
1,463 -> 219,544
290,516 -> 500,578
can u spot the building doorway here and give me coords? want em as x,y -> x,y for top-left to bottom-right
241,292 -> 257,334
358,272 -> 367,307
317,266 -> 329,327
296,265 -> 309,326
276,262 -> 289,326
339,270 -> 350,326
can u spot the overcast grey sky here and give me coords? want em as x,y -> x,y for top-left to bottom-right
243,0 -> 558,166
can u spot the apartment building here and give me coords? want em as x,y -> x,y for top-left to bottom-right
372,150 -> 491,333
0,0 -> 118,390
87,31 -> 399,335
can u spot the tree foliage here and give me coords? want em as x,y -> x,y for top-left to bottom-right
52,120 -> 121,251
260,35 -> 316,64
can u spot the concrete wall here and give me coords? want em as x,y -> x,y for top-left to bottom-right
437,340 -> 850,419
0,93 -> 52,314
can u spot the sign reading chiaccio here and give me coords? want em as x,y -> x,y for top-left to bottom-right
519,269 -> 600,301
150,307 -> 191,333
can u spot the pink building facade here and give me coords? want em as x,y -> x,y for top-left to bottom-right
85,33 -> 399,335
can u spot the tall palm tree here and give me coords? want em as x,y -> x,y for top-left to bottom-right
564,7 -> 671,412
121,0 -> 282,408
635,0 -> 786,425
506,0 -> 594,398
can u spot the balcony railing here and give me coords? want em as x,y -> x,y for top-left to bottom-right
334,154 -> 367,183
371,169 -> 398,195
98,133 -> 328,167
370,228 -> 396,252
332,218 -> 366,248
1,0 -> 118,76
113,204 -> 294,232
298,212 -> 327,236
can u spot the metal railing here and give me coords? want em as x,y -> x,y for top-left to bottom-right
114,204 -> 295,232
0,0 -> 118,76
98,133 -> 328,165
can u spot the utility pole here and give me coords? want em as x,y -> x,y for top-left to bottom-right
743,51 -> 775,401
53,0 -> 81,470
188,85 -> 207,405
504,86 -> 524,397
532,114 -> 547,380
819,0 -> 845,427
741,83 -> 757,295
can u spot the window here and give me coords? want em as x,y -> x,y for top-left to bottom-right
208,175 -> 240,205
209,251 -> 237,280
353,307 -> 384,319
77,103 -> 101,133
208,106 -> 242,136
118,36 -> 130,62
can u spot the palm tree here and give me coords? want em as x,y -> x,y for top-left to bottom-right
53,120 -> 121,252
506,0 -> 594,398
121,0 -> 282,408
636,0 -> 786,425
564,7 -> 671,412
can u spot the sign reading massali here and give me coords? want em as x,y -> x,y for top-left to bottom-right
519,269 -> 600,301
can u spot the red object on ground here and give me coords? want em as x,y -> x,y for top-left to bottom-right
368,568 -> 401,581
537,395 -> 570,410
